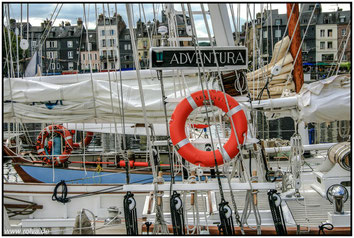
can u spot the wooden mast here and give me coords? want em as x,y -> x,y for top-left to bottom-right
286,3 -> 304,93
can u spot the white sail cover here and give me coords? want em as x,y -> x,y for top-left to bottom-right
4,69 -> 214,123
297,74 -> 350,123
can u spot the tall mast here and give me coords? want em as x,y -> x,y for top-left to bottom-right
286,3 -> 303,93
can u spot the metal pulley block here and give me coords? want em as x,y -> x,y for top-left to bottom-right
271,65 -> 282,76
222,204 -> 232,219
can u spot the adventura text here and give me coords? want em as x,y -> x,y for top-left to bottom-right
169,51 -> 245,65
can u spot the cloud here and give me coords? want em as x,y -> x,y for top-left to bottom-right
6,3 -> 351,35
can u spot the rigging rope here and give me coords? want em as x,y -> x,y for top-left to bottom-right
83,4 -> 98,123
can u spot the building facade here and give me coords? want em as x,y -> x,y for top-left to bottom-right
336,11 -> 351,62
315,24 -> 338,62
81,29 -> 100,72
96,14 -> 133,71
41,19 -> 84,75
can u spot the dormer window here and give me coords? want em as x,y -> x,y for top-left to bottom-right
275,19 -> 282,26
340,15 -> 346,23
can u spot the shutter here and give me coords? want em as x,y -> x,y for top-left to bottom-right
54,41 -> 57,48
46,41 -> 50,48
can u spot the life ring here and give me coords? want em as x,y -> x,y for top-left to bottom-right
73,131 -> 94,148
169,90 -> 247,167
36,125 -> 74,165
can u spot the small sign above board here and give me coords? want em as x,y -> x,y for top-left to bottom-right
150,46 -> 248,70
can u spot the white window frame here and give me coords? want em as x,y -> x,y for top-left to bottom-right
342,29 -> 346,36
327,41 -> 333,49
263,30 -> 267,39
68,51 -> 73,59
67,40 -> 73,48
68,62 -> 74,70
327,29 -> 333,37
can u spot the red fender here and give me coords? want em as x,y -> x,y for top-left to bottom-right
169,90 -> 247,167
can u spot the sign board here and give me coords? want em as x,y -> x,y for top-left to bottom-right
150,46 -> 248,70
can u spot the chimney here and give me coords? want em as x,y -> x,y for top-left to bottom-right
77,18 -> 83,26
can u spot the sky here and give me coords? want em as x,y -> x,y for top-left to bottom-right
6,3 -> 351,38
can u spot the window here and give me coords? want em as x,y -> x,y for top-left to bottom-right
102,39 -> 106,47
322,54 -> 333,61
124,34 -> 130,40
308,5 -> 314,11
68,62 -> 74,70
68,51 -> 73,59
328,41 -> 332,49
124,44 -> 131,50
275,29 -> 281,38
320,30 -> 325,37
124,55 -> 130,60
302,42 -> 307,51
339,16 -> 345,23
95,54 -> 97,60
110,39 -> 115,47
50,63 -> 55,70
46,51 -> 57,59
342,29 -> 346,36
57,63 -> 60,69
342,54 -> 346,61
263,30 -> 267,39
89,54 -> 92,60
32,40 -> 37,47
320,42 -> 325,49
143,40 -> 147,48
101,30 -> 105,36
67,41 -> 73,48
111,62 -> 115,69
303,18 -> 308,24
110,29 -> 115,36
328,29 -> 332,37
88,43 -> 92,51
275,19 -> 282,26
46,41 -> 57,48
83,54 -> 85,60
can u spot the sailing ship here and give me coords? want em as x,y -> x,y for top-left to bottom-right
3,3 -> 351,235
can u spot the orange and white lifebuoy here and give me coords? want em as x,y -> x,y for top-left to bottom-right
73,131 -> 94,149
36,125 -> 74,165
169,90 -> 248,167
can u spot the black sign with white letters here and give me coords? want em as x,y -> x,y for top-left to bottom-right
150,46 -> 248,70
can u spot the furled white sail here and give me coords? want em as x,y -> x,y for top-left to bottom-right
4,69 -> 215,123
297,74 -> 350,123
